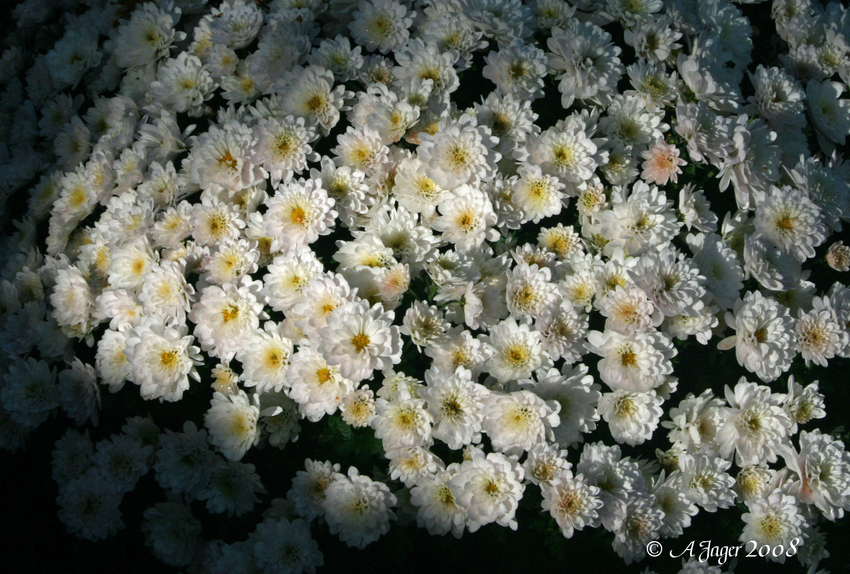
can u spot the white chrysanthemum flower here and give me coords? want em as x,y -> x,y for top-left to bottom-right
57,470 -> 123,541
599,389 -> 663,446
252,115 -> 318,188
754,186 -> 827,262
260,391 -> 302,449
740,492 -> 804,563
49,264 -> 94,337
781,429 -> 850,521
277,65 -> 348,135
323,467 -> 396,549
400,301 -> 449,351
424,327 -> 491,378
319,300 -> 401,383
597,182 -> 681,257
151,202 -> 193,248
197,458 -> 264,516
340,388 -> 377,428
209,0 -> 263,49
141,501 -> 203,568
535,300 -> 589,364
45,29 -> 102,89
292,272 -> 358,342
410,466 -> 467,538
806,79 -> 850,151
236,321 -> 293,394
661,389 -> 725,452
387,446 -> 443,488
287,459 -> 341,522
523,125 -> 606,193
393,38 -> 459,104
200,238 -> 259,286
253,517 -> 324,574
482,41 -> 548,101
794,297 -> 846,367
597,284 -> 661,335
263,178 -> 337,253
547,21 -> 623,108
420,367 -> 489,450
1,357 -> 57,429
95,328 -> 132,393
349,0 -> 412,54
124,315 -> 202,403
483,316 -> 552,384
687,232 -> 745,311
451,450 -> 525,532
482,390 -> 560,456
57,359 -> 100,427
349,83 -> 418,145
612,495 -> 665,565
523,442 -> 570,486
530,365 -> 600,448
262,247 -> 323,314
308,34 -> 363,83
154,422 -> 216,500
90,434 -> 153,494
417,115 -> 499,190
190,194 -> 245,247
783,376 -> 826,434
392,155 -> 447,220
586,328 -> 675,393
510,164 -> 565,224
190,278 -> 265,361
505,262 -> 558,320
373,391 -> 433,451
113,2 -> 184,69
148,52 -> 215,117
719,290 -> 795,383
204,390 -> 261,461
542,471 -> 603,538
735,465 -> 775,503
678,451 -> 736,513
332,125 -> 389,175
139,260 -> 194,322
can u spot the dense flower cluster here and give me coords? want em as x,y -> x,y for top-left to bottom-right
1,0 -> 849,572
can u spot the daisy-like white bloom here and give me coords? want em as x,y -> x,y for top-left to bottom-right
197,458 -> 264,516
754,185 -> 827,262
57,470 -> 123,541
505,262 -> 558,320
287,459 -> 341,522
252,517 -> 324,574
661,389 -> 726,453
740,492 -> 804,563
372,391 -> 433,452
687,232 -> 745,311
319,300 -> 401,383
640,139 -> 686,186
745,65 -> 806,130
49,264 -> 94,340
349,83 -> 418,145
153,422 -> 216,500
0,357 -> 58,429
139,260 -> 194,323
188,122 -> 264,192
511,164 -> 565,224
424,327 -> 492,378
392,155 -> 447,220
597,182 -> 681,257
208,0 -> 263,49
189,278 -> 265,361
348,0 -> 412,54
410,466 -> 467,538
482,390 -> 560,456
322,467 -> 396,549
112,2 -> 184,69
263,178 -> 337,253
743,234 -> 800,292
522,124 -> 607,194
287,344 -> 354,422
547,21 -> 623,108
652,472 -> 699,538
57,359 -> 100,428
781,429 -> 850,521
806,79 -> 850,151
45,29 -> 102,89
783,376 -> 826,434
147,52 -> 215,117
387,446 -> 443,488
734,465 -> 775,503
277,65 -> 349,135
597,283 -> 661,335
599,389 -> 663,446
262,247 -> 323,314
400,301 -> 449,351
482,40 -> 548,101
204,390 -> 260,461
632,247 -> 707,318
124,315 -> 202,403
95,328 -> 132,393
530,365 -> 600,449
795,296 -> 847,367
416,114 -> 500,190
523,442 -> 570,487
432,184 -> 500,252
291,272 -> 358,342
678,451 -> 736,513
340,388 -> 377,428
450,450 -> 525,532
332,125 -> 389,175
252,115 -> 318,188
719,290 -> 795,383
483,316 -> 552,384
586,328 -> 675,393
716,378 -> 792,467
90,434 -> 153,494
419,366 -> 489,451
542,471 -> 603,538
190,194 -> 245,247
612,495 -> 665,565
235,321 -> 293,394
307,34 -> 363,83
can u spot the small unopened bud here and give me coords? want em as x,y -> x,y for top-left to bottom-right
826,241 -> 850,272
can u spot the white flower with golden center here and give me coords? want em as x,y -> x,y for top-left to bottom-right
189,278 -> 265,361
542,472 -> 603,538
108,239 -> 156,290
332,125 -> 389,174
450,451 -> 525,532
373,392 -> 433,451
755,185 -> 827,262
349,0 -> 412,54
124,315 -> 202,403
432,184 -> 499,252
677,452 -> 736,513
393,156 -> 447,218
586,328 -> 675,392
598,284 -> 660,334
794,297 -> 846,367
505,262 -> 557,319
139,260 -> 194,322
417,114 -> 499,189
483,390 -> 560,456
740,492 -> 804,563
50,265 -> 94,334
190,195 -> 244,247
340,388 -> 377,427
262,247 -> 324,313
204,390 -> 260,461
511,164 -> 565,223
322,467 -> 397,550
287,344 -> 354,422
410,467 -> 466,538
484,317 -> 552,384
278,65 -> 348,135
598,389 -> 663,446
420,367 -> 489,450
236,321 -> 293,394
263,178 -> 337,252
252,115 -> 318,188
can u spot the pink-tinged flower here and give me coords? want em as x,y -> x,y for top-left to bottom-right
640,139 -> 686,185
